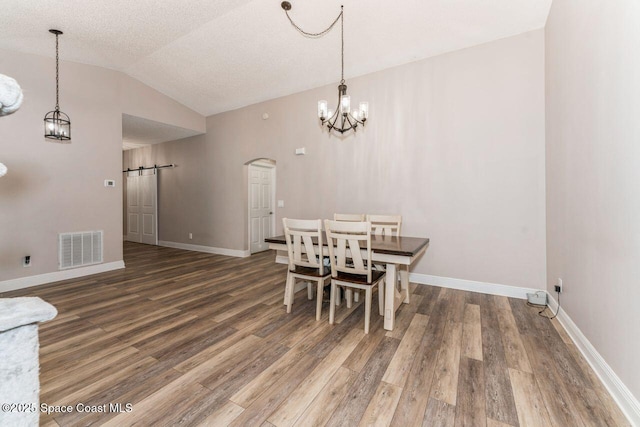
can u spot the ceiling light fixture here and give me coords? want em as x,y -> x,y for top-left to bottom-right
282,2 -> 368,134
44,29 -> 71,142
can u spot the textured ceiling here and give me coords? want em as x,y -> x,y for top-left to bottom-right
122,114 -> 203,151
1,0 -> 552,117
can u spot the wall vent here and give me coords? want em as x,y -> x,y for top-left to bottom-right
59,230 -> 103,270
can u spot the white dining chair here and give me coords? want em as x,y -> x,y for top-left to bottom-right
324,220 -> 385,334
282,218 -> 331,320
366,214 -> 407,296
333,213 -> 365,221
366,214 -> 402,237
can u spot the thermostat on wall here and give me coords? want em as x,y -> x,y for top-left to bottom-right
104,179 -> 116,188
295,147 -> 306,155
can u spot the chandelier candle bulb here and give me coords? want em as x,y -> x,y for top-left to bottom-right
341,95 -> 351,114
318,100 -> 327,119
359,102 -> 368,120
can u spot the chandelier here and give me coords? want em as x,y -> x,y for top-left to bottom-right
44,29 -> 71,142
281,2 -> 368,134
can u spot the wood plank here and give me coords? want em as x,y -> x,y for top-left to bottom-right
430,320 -> 463,405
358,381 -> 403,427
227,354 -> 318,426
423,398 -> 456,427
521,335 -> 585,427
267,328 -> 363,427
196,401 -> 244,426
391,298 -> 448,427
496,307 -> 532,373
325,337 -> 401,427
461,303 -> 483,361
481,295 -> 520,426
455,357 -> 486,427
382,313 -> 429,387
294,366 -> 358,427
508,368 -> 552,427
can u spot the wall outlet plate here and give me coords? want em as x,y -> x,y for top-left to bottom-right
526,292 -> 547,306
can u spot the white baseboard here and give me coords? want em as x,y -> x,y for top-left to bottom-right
0,261 -> 126,293
547,295 -> 640,426
409,272 -> 541,299
158,240 -> 250,258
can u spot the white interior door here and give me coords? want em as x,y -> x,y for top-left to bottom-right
126,171 -> 158,245
249,164 -> 274,253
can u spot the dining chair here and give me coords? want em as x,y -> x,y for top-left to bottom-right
333,213 -> 366,221
366,214 -> 407,297
282,218 -> 331,321
324,220 -> 385,334
366,214 -> 402,237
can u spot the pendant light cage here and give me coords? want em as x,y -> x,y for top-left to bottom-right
44,109 -> 71,141
44,29 -> 71,142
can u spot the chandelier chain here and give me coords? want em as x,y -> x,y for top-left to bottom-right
55,32 -> 59,111
340,6 -> 344,83
284,8 -> 342,39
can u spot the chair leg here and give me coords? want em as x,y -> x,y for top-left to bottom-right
283,274 -> 290,306
364,287 -> 372,334
346,288 -> 353,308
335,286 -> 342,306
354,291 -> 360,303
378,279 -> 385,316
285,274 -> 294,313
329,281 -> 337,325
316,280 -> 323,321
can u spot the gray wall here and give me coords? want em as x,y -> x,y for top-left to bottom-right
0,48 -> 204,283
546,0 -> 640,400
124,29 -> 547,290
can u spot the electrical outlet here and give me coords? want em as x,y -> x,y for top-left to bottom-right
189,233 -> 193,240
23,255 -> 31,267
555,278 -> 563,293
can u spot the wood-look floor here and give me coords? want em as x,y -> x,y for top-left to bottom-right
3,242 -> 629,427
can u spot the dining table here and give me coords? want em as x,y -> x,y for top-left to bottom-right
264,233 -> 430,331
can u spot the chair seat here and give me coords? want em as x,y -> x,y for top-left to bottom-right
334,270 -> 385,285
290,266 -> 331,278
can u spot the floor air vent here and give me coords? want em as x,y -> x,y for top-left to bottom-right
59,231 -> 103,269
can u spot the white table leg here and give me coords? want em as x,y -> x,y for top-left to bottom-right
384,263 -> 397,330
400,265 -> 410,304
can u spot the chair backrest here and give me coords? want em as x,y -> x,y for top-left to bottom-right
324,220 -> 372,283
366,214 -> 402,237
282,218 -> 324,274
334,213 -> 366,222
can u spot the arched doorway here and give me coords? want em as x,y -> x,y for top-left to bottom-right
246,158 -> 276,254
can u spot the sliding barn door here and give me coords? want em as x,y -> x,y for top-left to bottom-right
126,171 -> 158,245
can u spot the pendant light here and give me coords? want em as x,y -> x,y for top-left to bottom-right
44,29 -> 71,142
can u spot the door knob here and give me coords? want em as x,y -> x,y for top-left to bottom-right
269,212 -> 273,215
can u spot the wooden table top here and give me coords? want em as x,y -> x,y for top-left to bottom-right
265,234 -> 430,257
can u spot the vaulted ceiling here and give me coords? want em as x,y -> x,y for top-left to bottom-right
1,0 -> 552,117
